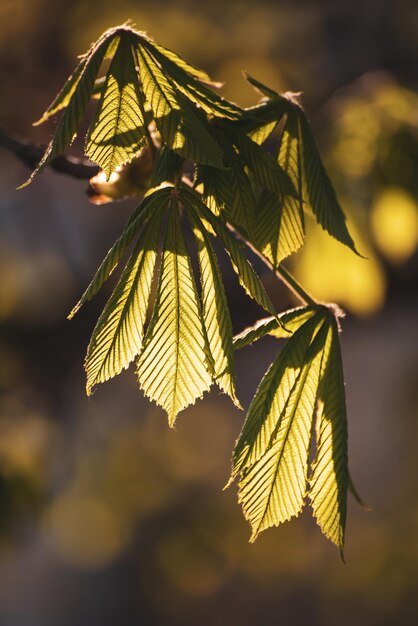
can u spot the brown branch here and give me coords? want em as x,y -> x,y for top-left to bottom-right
0,127 -> 99,180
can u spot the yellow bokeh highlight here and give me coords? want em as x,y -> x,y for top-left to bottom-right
293,218 -> 386,316
371,187 -> 418,264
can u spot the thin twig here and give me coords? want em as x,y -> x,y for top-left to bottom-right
0,127 -> 99,179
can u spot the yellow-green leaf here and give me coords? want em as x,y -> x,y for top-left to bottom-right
233,305 -> 322,350
22,28 -> 117,187
188,209 -> 240,407
86,34 -> 147,178
85,199 -> 166,393
309,318 -> 348,554
232,314 -> 330,540
136,46 -> 223,167
137,200 -> 212,425
68,187 -> 170,318
181,186 -> 277,317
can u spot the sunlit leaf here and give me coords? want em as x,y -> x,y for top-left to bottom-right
309,318 -> 348,554
188,209 -> 240,407
226,126 -> 297,199
143,37 -> 242,120
233,305 -> 322,350
137,199 -> 212,425
136,46 -> 224,167
181,186 -> 277,317
85,34 -> 147,178
68,187 -> 171,318
253,188 -> 304,268
22,28 -> 118,186
85,199 -> 166,393
297,109 -> 359,255
232,314 -> 330,540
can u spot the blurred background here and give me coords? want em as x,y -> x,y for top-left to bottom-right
0,0 -> 417,624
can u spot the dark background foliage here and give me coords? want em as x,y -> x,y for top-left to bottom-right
0,0 -> 417,624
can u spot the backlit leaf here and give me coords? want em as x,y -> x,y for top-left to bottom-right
136,46 -> 224,167
22,28 -> 118,186
181,186 -> 276,317
68,187 -> 172,318
232,314 -> 330,540
188,209 -> 240,406
309,318 -> 348,554
253,188 -> 304,268
233,305 -> 322,350
85,199 -> 166,393
85,34 -> 147,178
137,199 -> 212,425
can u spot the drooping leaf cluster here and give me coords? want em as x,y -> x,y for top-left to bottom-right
25,24 -> 361,554
231,306 -> 348,554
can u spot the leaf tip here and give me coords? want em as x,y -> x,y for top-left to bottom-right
32,116 -> 46,127
16,177 -> 32,190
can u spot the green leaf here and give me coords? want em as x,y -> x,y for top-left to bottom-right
231,313 -> 330,540
85,34 -> 147,178
136,46 -> 224,167
141,36 -> 214,84
308,318 -> 348,554
234,101 -> 286,144
181,186 -> 276,317
68,186 -> 171,319
22,28 -> 117,187
137,199 -> 212,425
187,209 -> 240,407
85,200 -> 166,394
196,127 -> 256,237
150,146 -> 184,187
194,163 -> 230,216
253,189 -> 305,268
33,55 -> 88,126
243,72 -> 279,99
142,38 -> 242,120
225,126 -> 297,199
238,109 -> 305,268
297,110 -> 359,255
233,305 -> 321,350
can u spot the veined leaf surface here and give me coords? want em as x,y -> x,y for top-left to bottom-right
253,188 -> 304,268
137,46 -> 223,167
232,314 -> 330,540
69,187 -> 171,318
142,38 -> 242,120
298,111 -> 359,254
181,186 -> 276,317
309,318 -> 348,554
86,34 -> 147,178
85,199 -> 167,393
137,200 -> 212,424
188,209 -> 240,406
233,305 -> 322,350
23,28 -> 117,186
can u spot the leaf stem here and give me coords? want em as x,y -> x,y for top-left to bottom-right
276,262 -> 317,307
227,224 -> 317,306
